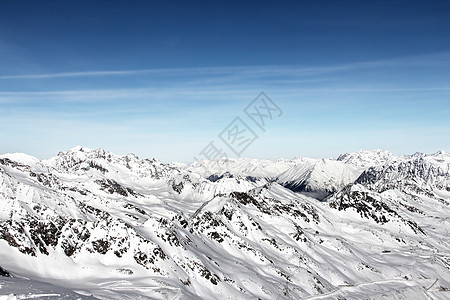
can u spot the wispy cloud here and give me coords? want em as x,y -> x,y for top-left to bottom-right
0,70 -> 154,79
0,87 -> 262,103
1,86 -> 450,106
1,51 -> 449,80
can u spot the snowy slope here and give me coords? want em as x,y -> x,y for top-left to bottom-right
0,148 -> 449,299
276,158 -> 362,200
0,276 -> 96,299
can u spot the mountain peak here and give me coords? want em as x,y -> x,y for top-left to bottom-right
337,149 -> 396,168
0,152 -> 40,164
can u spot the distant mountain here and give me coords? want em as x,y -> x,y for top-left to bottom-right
187,157 -> 297,179
337,149 -> 398,168
0,147 -> 449,299
276,158 -> 362,200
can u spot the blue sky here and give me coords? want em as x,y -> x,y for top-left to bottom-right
1,0 -> 450,162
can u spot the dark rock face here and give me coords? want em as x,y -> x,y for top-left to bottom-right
329,187 -> 425,234
0,158 -> 30,171
96,179 -> 141,197
207,172 -> 260,183
0,266 -> 11,277
172,180 -> 184,194
88,161 -> 109,174
0,220 -> 36,256
92,239 -> 111,254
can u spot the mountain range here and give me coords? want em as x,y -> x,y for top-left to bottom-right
0,147 -> 449,299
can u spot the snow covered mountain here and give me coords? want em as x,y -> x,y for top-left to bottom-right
337,149 -> 398,169
1,147 -> 449,299
187,157 -> 297,179
276,158 -> 362,200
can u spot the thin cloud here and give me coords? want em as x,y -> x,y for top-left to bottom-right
0,70 -> 151,79
1,86 -> 450,105
1,51 -> 449,80
0,87 -> 263,104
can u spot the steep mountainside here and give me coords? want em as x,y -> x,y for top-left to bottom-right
276,158 -> 362,200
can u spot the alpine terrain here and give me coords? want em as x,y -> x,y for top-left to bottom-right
0,147 -> 449,299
